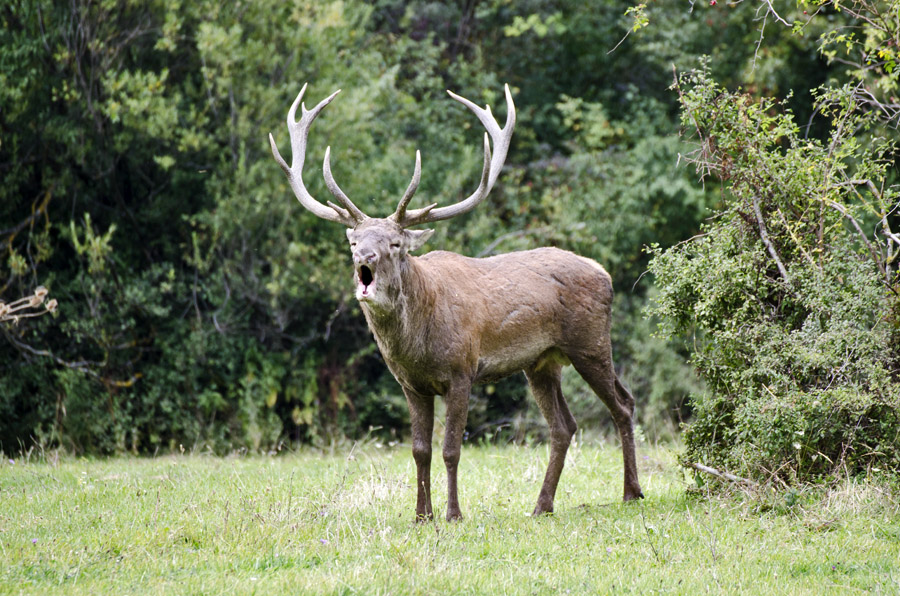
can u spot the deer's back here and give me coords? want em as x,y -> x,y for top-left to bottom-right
418,246 -> 613,312
409,247 -> 614,384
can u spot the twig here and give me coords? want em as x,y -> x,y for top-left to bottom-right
639,507 -> 662,563
759,0 -> 792,26
2,326 -> 141,388
0,287 -> 57,323
690,462 -> 757,486
476,227 -> 551,257
824,199 -> 891,286
752,195 -> 790,283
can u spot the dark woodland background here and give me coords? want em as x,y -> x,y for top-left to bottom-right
2,0 -> 898,481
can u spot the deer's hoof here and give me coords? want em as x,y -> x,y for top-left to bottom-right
532,500 -> 554,516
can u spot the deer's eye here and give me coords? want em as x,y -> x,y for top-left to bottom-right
390,243 -> 401,249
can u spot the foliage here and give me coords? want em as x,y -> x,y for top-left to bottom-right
0,0 -> 463,452
5,0 -> 894,456
649,65 -> 900,482
0,0 -> 720,454
2,445 -> 899,593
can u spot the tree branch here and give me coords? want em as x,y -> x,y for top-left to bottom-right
690,462 -> 757,486
824,199 -> 888,277
752,195 -> 790,283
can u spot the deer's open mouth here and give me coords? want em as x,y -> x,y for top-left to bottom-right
356,265 -> 376,299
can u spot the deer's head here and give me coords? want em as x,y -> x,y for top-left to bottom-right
344,219 -> 431,308
269,84 -> 515,308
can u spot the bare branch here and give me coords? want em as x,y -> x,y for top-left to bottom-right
476,226 -> 552,257
689,462 -> 757,486
758,0 -> 792,26
2,326 -> 140,388
0,287 -> 57,323
824,200 -> 891,286
752,196 -> 790,283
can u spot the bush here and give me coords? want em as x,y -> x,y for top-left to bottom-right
649,66 -> 900,483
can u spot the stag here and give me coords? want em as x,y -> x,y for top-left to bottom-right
270,84 -> 643,521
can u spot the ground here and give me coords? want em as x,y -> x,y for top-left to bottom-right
1,440 -> 898,594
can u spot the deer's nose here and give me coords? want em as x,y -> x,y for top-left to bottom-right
353,249 -> 378,265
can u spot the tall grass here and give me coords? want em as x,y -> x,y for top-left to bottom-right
1,440 -> 898,594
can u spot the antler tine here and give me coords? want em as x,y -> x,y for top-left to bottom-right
396,84 -> 515,228
323,146 -> 368,223
391,150 -> 422,224
269,84 -> 367,227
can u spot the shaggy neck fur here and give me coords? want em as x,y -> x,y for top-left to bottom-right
360,255 -> 435,363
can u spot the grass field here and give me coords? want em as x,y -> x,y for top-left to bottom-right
1,439 -> 898,594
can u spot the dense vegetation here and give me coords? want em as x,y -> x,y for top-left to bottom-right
648,1 -> 900,482
2,0 -> 898,480
652,69 -> 900,481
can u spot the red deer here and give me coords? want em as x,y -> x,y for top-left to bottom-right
269,84 -> 644,521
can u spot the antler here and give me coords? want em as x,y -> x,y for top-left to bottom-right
269,84 -> 367,227
392,84 -> 516,228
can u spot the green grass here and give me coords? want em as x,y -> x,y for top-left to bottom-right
1,440 -> 898,594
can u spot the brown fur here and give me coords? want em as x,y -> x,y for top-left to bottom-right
347,219 -> 643,521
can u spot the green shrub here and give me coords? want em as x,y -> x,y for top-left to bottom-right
649,66 -> 900,482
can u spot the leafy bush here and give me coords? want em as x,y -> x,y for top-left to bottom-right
649,66 -> 900,482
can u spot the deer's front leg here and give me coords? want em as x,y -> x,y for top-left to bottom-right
404,388 -> 435,522
442,381 -> 470,521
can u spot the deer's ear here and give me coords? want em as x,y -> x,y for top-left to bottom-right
405,228 -> 433,251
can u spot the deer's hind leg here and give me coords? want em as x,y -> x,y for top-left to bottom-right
525,361 -> 578,515
568,349 -> 644,502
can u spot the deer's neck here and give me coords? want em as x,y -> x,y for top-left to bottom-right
360,256 -> 434,361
